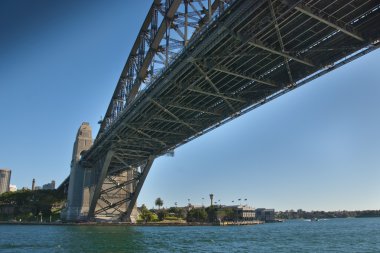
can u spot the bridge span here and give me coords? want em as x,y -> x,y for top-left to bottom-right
60,0 -> 380,222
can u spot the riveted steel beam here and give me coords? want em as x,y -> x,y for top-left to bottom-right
151,116 -> 201,127
168,103 -> 221,116
114,154 -> 129,167
150,98 -> 198,133
213,66 -> 278,87
294,4 -> 364,42
248,39 -> 315,67
268,0 -> 294,84
128,0 -> 183,102
187,87 -> 246,103
88,150 -> 115,219
101,178 -> 136,195
115,148 -> 151,155
95,196 -> 129,215
122,156 -> 155,221
124,124 -> 167,147
225,27 -> 315,67
99,1 -> 160,134
139,127 -> 186,136
192,61 -> 235,111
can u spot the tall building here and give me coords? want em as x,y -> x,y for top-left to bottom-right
32,178 -> 35,191
42,180 -> 56,190
0,169 -> 11,194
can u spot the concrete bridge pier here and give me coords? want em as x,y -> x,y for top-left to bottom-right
62,122 -> 146,222
61,122 -> 93,221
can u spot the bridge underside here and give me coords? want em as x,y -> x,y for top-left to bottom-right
64,0 -> 380,221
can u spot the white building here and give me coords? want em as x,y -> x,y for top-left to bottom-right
9,184 -> 17,192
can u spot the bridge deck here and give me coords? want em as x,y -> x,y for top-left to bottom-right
82,0 -> 379,175
57,0 -> 380,219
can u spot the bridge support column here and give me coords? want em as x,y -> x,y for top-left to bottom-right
61,122 -> 93,221
63,164 -> 87,221
121,156 -> 155,222
87,150 -> 115,220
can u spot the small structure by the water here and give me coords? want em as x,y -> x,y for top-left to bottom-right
255,208 -> 275,222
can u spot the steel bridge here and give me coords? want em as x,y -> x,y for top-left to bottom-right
60,0 -> 380,222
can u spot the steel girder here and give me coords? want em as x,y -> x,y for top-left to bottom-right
73,0 -> 380,221
99,0 -> 229,135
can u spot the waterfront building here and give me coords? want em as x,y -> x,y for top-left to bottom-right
220,205 -> 256,221
0,169 -> 11,194
255,208 -> 275,222
236,205 -> 255,220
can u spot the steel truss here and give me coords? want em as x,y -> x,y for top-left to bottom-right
74,0 -> 380,221
99,0 -> 233,134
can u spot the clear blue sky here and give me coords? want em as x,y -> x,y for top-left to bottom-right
1,1 -> 379,211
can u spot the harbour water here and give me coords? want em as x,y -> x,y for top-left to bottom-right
0,218 -> 379,252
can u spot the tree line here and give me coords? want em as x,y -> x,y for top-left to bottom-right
0,189 -> 65,221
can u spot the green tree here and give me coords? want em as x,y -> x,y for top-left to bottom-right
186,208 -> 208,222
168,206 -> 186,219
0,189 -> 65,221
157,209 -> 168,221
139,204 -> 156,222
155,197 -> 163,209
205,206 -> 217,222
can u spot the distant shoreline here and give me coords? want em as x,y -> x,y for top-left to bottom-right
0,221 -> 263,226
0,221 -> 214,226
1,217 -> 378,226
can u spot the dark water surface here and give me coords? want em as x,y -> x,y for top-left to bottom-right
0,218 -> 379,252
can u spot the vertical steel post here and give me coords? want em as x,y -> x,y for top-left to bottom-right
165,0 -> 170,66
184,0 -> 188,46
122,156 -> 155,221
87,150 -> 114,220
208,0 -> 212,21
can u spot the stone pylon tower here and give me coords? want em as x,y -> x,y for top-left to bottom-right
62,122 -> 93,221
62,122 -> 140,222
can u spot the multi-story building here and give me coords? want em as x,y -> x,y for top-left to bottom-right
0,169 -> 11,194
42,180 -> 56,190
218,205 -> 256,221
255,208 -> 275,222
236,205 -> 256,220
